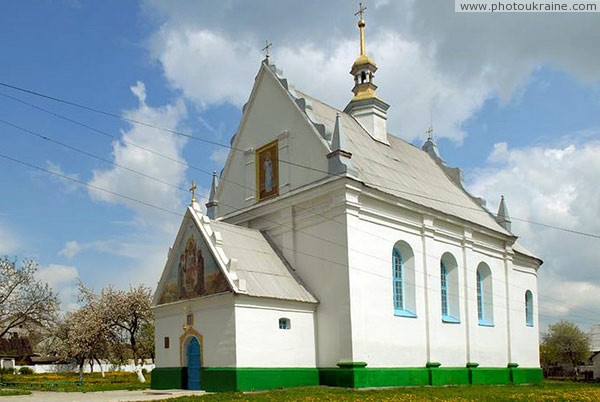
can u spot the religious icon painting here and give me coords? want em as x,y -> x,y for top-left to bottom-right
256,140 -> 279,202
157,230 -> 230,305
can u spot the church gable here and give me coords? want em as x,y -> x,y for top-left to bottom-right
156,213 -> 231,305
154,205 -> 318,306
217,61 -> 331,216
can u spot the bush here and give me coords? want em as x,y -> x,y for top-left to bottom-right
18,367 -> 34,375
141,368 -> 147,374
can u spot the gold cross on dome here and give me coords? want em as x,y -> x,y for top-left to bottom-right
189,181 -> 197,205
262,40 -> 273,60
355,2 -> 367,20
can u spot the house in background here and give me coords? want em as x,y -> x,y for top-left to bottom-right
151,7 -> 543,392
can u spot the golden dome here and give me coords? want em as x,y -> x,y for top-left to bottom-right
352,54 -> 377,68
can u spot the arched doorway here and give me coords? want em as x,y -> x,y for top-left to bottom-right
187,337 -> 201,390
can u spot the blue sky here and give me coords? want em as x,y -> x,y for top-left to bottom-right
1,1 -> 599,332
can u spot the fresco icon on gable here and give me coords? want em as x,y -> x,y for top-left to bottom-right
158,234 -> 229,305
256,140 -> 279,202
178,236 -> 205,298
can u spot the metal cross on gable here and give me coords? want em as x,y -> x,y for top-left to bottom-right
355,2 -> 367,20
262,40 -> 273,60
425,126 -> 434,140
189,181 -> 197,204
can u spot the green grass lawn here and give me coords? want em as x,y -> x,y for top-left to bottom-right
159,381 -> 600,402
0,371 -> 150,392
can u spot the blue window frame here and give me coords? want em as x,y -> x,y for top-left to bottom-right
441,261 -> 459,323
393,249 -> 404,310
477,267 -> 493,326
441,262 -> 448,316
525,291 -> 533,327
477,270 -> 483,321
393,248 -> 415,317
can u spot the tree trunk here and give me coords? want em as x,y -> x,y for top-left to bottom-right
129,330 -> 138,364
135,365 -> 146,383
78,360 -> 84,382
94,357 -> 105,378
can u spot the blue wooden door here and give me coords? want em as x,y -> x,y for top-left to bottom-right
187,337 -> 201,390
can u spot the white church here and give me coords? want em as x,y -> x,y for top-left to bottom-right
151,7 -> 543,391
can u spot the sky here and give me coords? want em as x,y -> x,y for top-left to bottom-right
0,0 -> 599,332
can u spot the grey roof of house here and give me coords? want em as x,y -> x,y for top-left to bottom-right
204,216 -> 318,304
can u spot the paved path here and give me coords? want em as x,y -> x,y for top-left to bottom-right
2,389 -> 207,402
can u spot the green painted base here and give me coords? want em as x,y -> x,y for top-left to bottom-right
203,368 -> 319,392
151,365 -> 543,391
152,367 -> 319,391
151,367 -> 187,390
511,368 -> 544,384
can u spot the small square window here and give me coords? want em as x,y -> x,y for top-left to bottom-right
186,314 -> 194,326
164,337 -> 170,349
278,318 -> 291,330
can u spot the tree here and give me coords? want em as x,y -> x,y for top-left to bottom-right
99,285 -> 154,365
55,305 -> 111,381
136,320 -> 155,363
541,321 -> 590,377
0,257 -> 59,338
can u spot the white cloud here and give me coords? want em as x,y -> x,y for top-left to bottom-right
150,24 -> 495,142
37,264 -> 80,311
88,81 -> 189,229
58,240 -> 82,259
143,1 -> 600,144
150,28 -> 258,108
45,160 -> 80,193
468,137 -> 600,328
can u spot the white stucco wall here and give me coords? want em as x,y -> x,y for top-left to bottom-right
346,197 -> 428,367
467,250 -> 510,367
225,182 -> 354,367
234,296 -> 316,367
507,256 -> 540,368
218,64 -> 330,216
154,293 -> 236,368
345,188 -> 538,369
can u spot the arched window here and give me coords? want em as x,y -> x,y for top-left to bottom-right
525,290 -> 533,327
393,249 -> 404,310
441,262 -> 449,316
441,253 -> 460,323
392,242 -> 416,317
476,263 -> 493,326
279,318 -> 291,330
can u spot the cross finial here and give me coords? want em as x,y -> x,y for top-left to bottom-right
425,126 -> 434,141
189,181 -> 197,205
355,2 -> 367,20
262,40 -> 273,62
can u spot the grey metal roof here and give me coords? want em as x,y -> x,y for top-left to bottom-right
295,90 -> 513,237
205,217 -> 318,304
512,242 -> 542,262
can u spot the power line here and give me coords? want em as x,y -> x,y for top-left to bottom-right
0,118 -> 188,194
1,92 -> 599,321
1,150 -> 598,325
0,153 -> 182,217
1,82 -> 599,240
